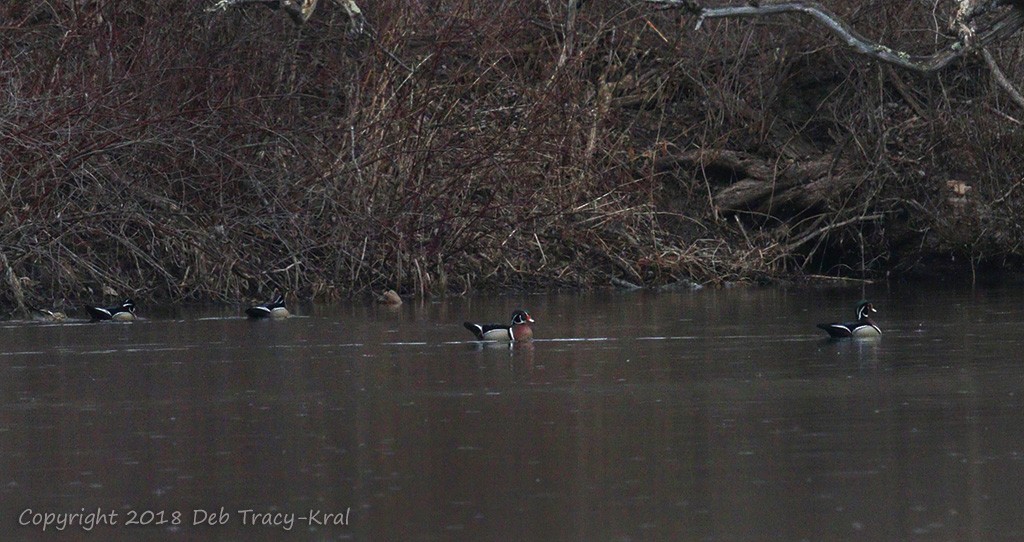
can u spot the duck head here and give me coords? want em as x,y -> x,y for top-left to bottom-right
511,309 -> 534,325
856,301 -> 876,321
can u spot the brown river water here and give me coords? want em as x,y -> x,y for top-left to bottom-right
2,285 -> 1024,541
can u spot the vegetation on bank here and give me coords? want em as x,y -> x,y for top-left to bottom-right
3,1 -> 1024,314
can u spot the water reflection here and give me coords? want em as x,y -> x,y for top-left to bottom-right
1,286 -> 1023,540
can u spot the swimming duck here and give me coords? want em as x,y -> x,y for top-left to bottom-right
246,293 -> 290,319
85,299 -> 136,321
464,309 -> 535,341
817,301 -> 880,338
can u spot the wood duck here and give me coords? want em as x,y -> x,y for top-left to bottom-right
817,301 -> 881,338
246,293 -> 290,319
85,299 -> 136,321
464,309 -> 535,341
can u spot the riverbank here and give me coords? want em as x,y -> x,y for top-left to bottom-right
3,1 -> 1022,315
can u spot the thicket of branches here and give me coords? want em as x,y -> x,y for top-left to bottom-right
2,0 -> 1024,312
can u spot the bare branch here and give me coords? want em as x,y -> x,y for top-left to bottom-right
645,0 -> 1024,72
337,0 -> 364,35
961,1 -> 1012,25
553,0 -> 580,74
982,49 -> 1024,109
783,213 -> 885,252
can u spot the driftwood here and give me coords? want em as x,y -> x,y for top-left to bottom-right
657,149 -> 843,215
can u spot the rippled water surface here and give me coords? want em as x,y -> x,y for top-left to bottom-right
3,285 -> 1024,541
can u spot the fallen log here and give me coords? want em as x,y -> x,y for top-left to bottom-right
658,149 -> 843,215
